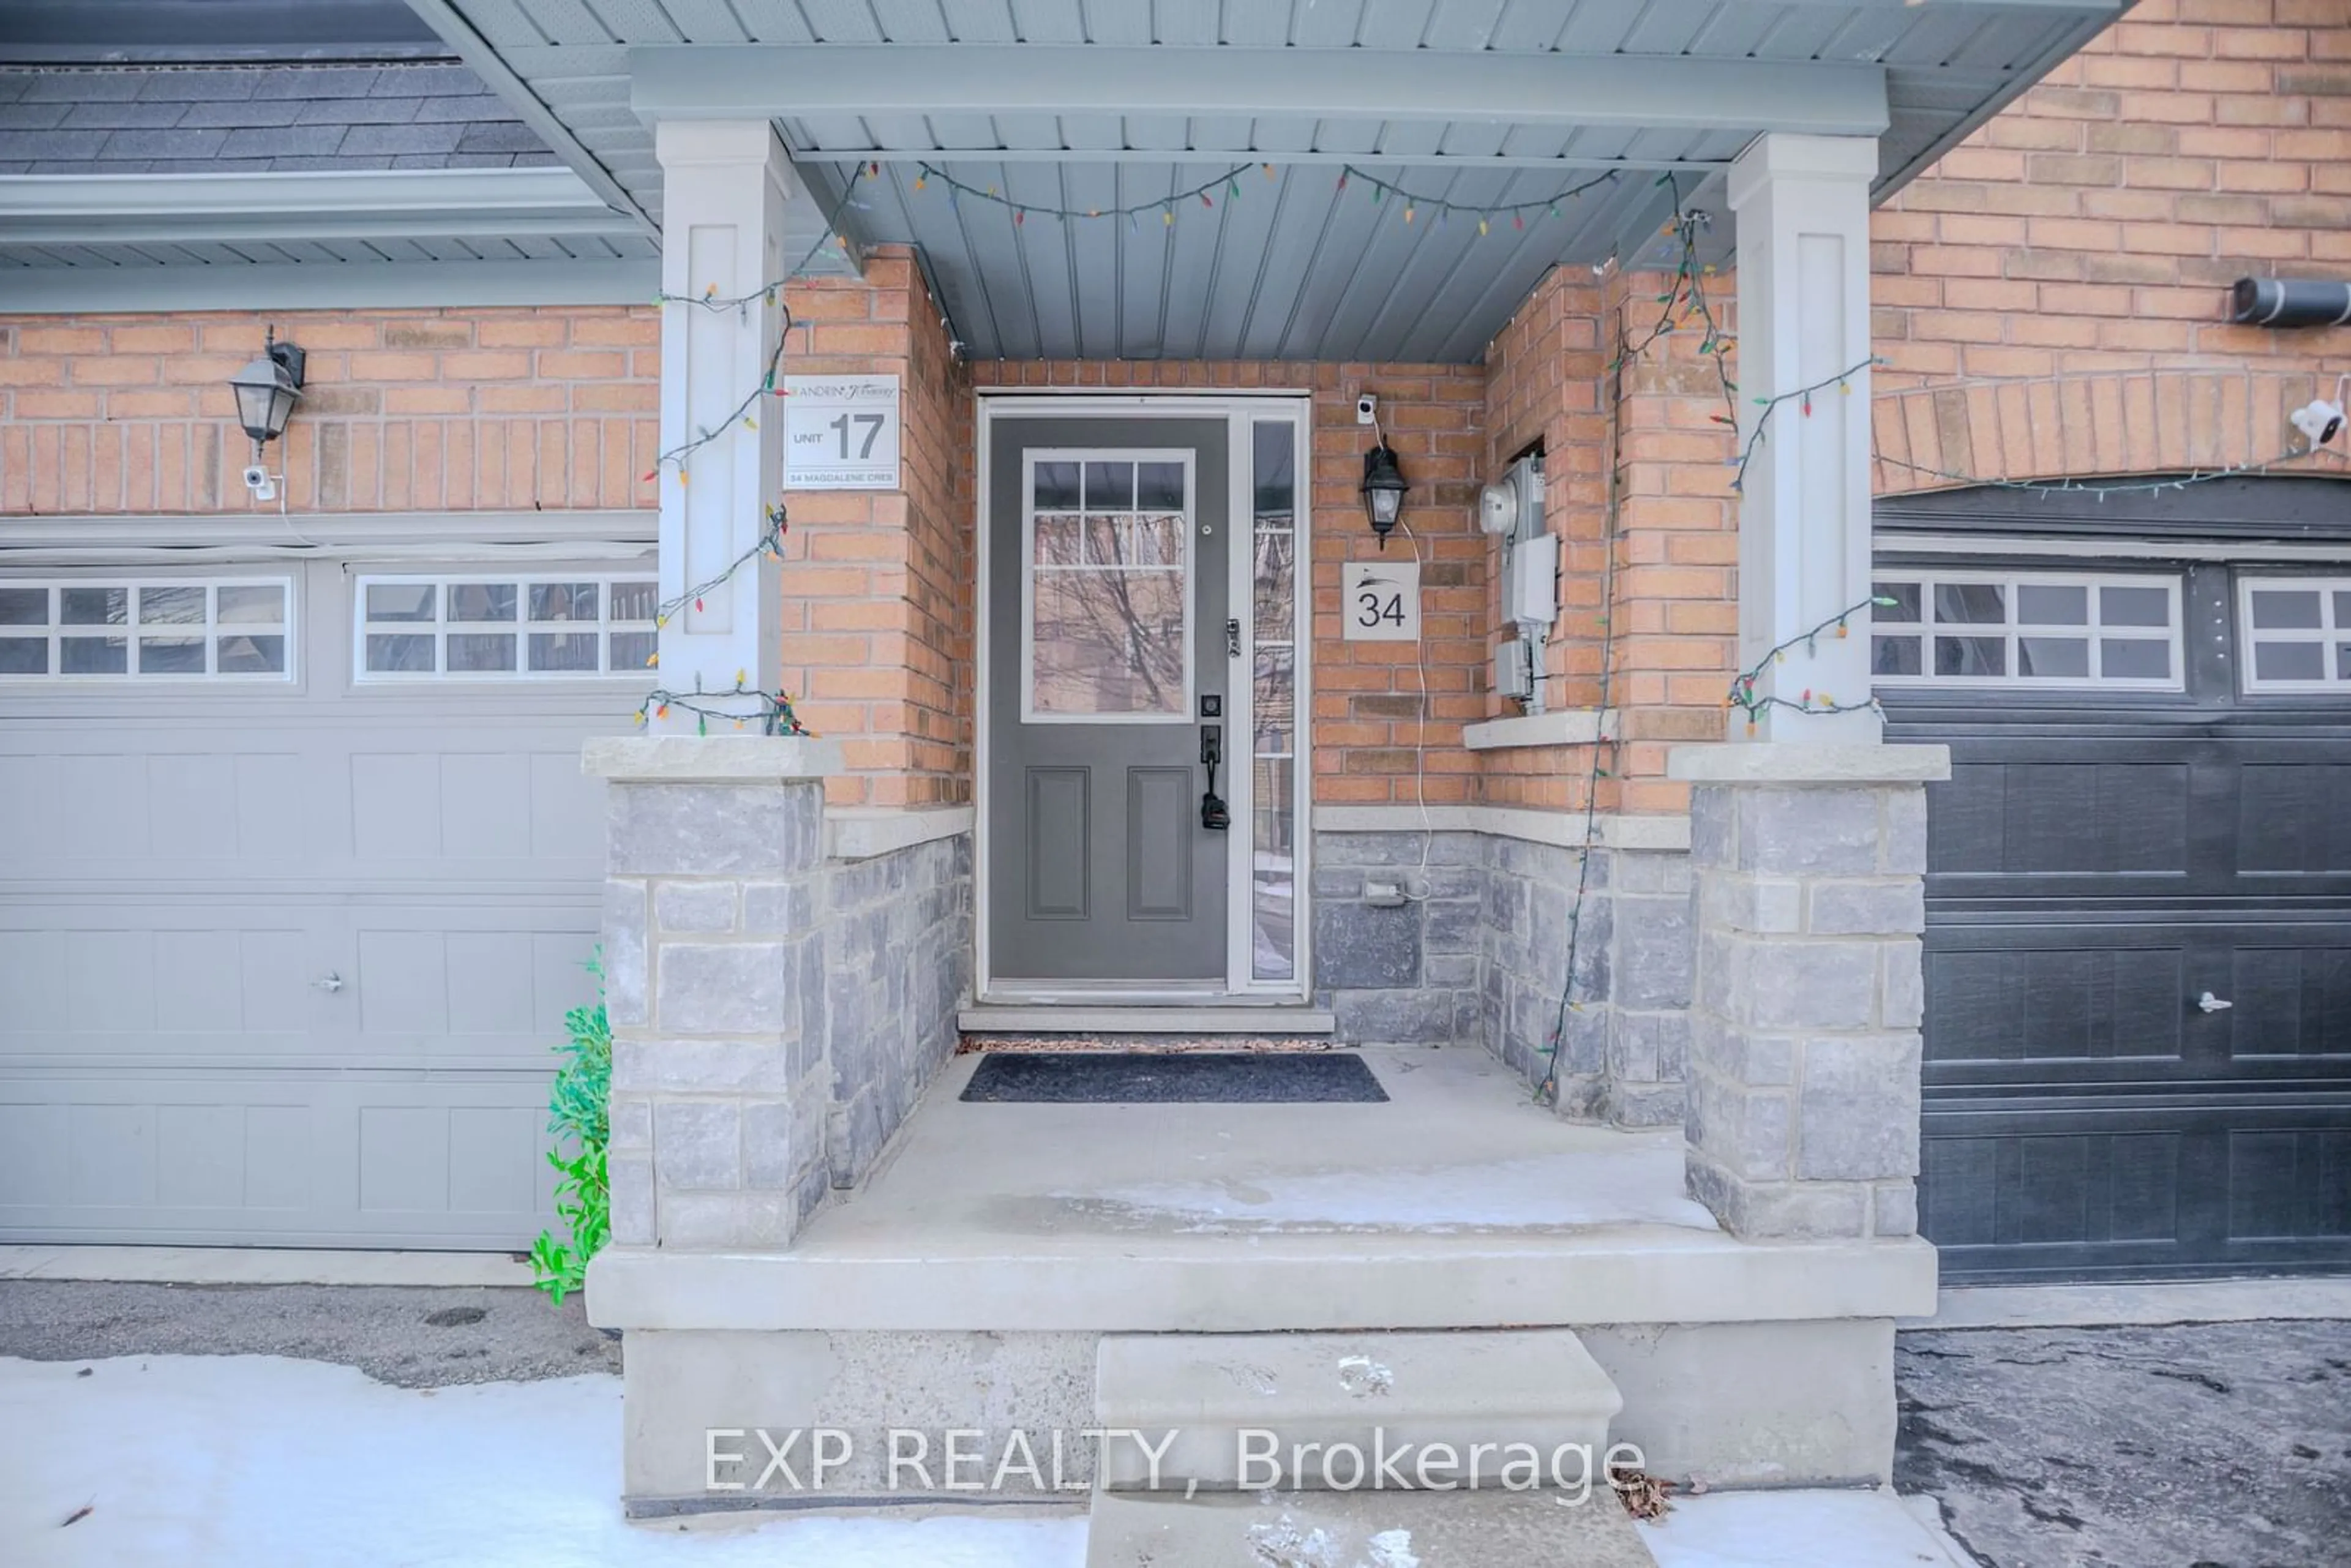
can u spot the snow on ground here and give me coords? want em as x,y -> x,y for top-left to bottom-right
1,1353 -> 1973,1568
1071,1151 -> 1720,1232
1641,1488 -> 1974,1568
0,1356 -> 1084,1568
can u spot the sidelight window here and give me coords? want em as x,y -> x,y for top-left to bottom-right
1250,420 -> 1300,982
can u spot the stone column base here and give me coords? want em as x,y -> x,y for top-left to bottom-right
1670,743 -> 1950,1243
587,735 -> 841,1251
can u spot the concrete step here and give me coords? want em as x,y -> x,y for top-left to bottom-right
1086,1486 -> 1659,1568
1094,1329 -> 1622,1491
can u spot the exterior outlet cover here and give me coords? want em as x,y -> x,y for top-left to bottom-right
1363,880 -> 1407,908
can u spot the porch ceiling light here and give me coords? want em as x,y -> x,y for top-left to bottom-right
228,328 -> 306,446
1360,439 -> 1409,548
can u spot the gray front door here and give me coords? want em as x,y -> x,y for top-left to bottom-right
988,416 -> 1231,984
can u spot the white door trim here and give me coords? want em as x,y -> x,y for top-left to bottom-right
974,392 -> 1313,1005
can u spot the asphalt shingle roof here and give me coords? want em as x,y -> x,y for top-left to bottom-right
0,61 -> 558,174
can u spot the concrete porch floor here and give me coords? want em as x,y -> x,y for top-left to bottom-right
589,1046 -> 1935,1335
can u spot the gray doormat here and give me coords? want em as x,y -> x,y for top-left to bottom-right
960,1051 -> 1389,1103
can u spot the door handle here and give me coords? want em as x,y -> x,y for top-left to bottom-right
313,972 -> 345,994
2196,991 -> 2232,1013
1199,724 -> 1229,831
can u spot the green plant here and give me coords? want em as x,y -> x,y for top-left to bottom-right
530,960 -> 612,1305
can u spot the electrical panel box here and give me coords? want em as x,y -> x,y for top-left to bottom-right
1493,637 -> 1534,704
1510,533 -> 1559,629
1482,452 -> 1551,711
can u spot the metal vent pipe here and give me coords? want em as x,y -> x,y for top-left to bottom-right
2229,277 -> 2351,328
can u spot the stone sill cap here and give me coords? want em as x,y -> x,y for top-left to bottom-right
1667,742 -> 1950,785
582,734 -> 844,783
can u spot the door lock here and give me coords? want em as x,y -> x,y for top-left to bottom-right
1199,724 -> 1229,831
313,972 -> 344,994
2196,991 -> 2233,1013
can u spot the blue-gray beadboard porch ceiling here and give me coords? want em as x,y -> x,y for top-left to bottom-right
2,1 -> 2127,350
405,0 -> 2123,361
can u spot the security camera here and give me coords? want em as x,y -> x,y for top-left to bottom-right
2290,399 -> 2344,448
1355,393 -> 1379,426
242,462 -> 277,502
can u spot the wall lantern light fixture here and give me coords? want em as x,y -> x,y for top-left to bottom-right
227,327 -> 305,503
229,327 -> 306,445
1360,438 -> 1409,548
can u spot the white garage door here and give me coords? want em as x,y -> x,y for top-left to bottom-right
0,553 -> 653,1248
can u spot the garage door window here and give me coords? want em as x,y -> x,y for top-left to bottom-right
0,577 -> 293,679
2238,577 -> 2351,692
356,574 -> 658,680
1872,571 -> 2181,689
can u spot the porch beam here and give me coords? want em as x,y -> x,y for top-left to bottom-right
791,147 -> 1730,174
631,45 -> 1889,138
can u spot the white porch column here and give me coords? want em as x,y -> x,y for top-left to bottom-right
650,119 -> 793,728
1727,132 -> 1880,743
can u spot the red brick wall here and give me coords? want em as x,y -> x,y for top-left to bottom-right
1479,264 -> 1742,817
1872,0 -> 2351,490
778,250 -> 974,808
0,308 -> 658,514
966,360 -> 1490,807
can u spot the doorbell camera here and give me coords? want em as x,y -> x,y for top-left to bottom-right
242,462 -> 278,502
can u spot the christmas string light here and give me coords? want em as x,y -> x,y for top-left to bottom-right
908,159 -> 1260,226
1337,165 -> 1620,225
634,673 -> 809,738
1535,301 -> 1638,1112
1871,439 -> 2332,500
901,158 -> 1622,233
1723,596 -> 1891,734
1606,177 -> 1739,429
1721,356 -> 1883,494
639,165 -> 883,484
650,504 -> 790,642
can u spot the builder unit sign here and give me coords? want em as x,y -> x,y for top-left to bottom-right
785,375 -> 901,490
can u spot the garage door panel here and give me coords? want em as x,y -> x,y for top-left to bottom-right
2228,1129 -> 2351,1242
347,742 -> 604,879
1,918 -> 328,1060
348,907 -> 599,1061
1921,1100 -> 2351,1281
2237,760 -> 2351,874
1947,759 -> 2191,877
4,742 -> 324,878
2227,943 -> 2351,1059
0,1075 -> 559,1247
1922,1129 -> 2183,1254
1925,939 -> 2188,1065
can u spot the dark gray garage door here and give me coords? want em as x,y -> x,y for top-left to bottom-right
1880,479 -> 2351,1282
